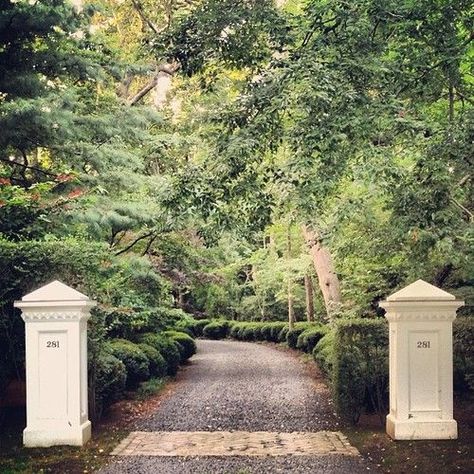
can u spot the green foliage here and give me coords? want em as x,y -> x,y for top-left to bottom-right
312,330 -> 336,377
136,377 -> 167,401
259,322 -> 288,342
453,318 -> 474,392
331,319 -> 389,424
92,305 -> 191,340
286,323 -> 313,349
137,333 -> 181,376
188,319 -> 212,337
88,350 -> 127,421
202,320 -> 229,339
107,339 -> 150,389
163,330 -> 197,362
278,325 -> 290,343
296,326 -> 328,353
162,0 -> 289,76
137,343 -> 167,378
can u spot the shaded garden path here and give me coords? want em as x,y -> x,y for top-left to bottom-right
100,340 -> 376,473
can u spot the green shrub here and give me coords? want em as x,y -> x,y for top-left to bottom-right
229,322 -> 246,339
296,326 -> 328,353
108,339 -> 150,389
259,323 -> 274,341
241,324 -> 257,341
89,350 -> 127,420
313,330 -> 336,376
332,319 -> 388,424
286,323 -> 313,349
137,333 -> 181,376
453,317 -> 474,391
253,324 -> 264,341
189,319 -> 212,337
164,330 -> 197,362
278,325 -> 290,342
267,322 -> 287,342
312,317 -> 474,425
137,343 -> 167,378
203,320 -> 229,339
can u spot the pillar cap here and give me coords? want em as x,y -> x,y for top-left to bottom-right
386,279 -> 455,302
14,280 -> 96,311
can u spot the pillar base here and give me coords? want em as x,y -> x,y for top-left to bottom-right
23,421 -> 91,447
386,414 -> 457,440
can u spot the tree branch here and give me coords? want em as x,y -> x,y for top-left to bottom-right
0,156 -> 57,178
115,231 -> 156,255
451,197 -> 474,221
127,63 -> 180,106
131,0 -> 164,35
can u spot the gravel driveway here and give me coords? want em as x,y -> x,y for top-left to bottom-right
100,339 -> 377,473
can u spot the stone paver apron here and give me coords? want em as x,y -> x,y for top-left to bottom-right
111,430 -> 358,457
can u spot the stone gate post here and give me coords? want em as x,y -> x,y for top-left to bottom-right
379,279 -> 463,440
14,280 -> 96,447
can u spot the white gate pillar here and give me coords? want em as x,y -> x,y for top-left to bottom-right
380,279 -> 463,440
14,280 -> 96,447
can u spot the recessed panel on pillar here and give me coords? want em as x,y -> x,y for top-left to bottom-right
38,331 -> 68,419
408,331 -> 439,413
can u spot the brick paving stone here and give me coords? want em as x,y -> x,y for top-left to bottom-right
111,431 -> 359,457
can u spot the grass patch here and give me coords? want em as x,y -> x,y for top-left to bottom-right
135,377 -> 167,400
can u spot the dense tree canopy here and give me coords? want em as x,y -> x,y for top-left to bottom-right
0,0 -> 473,397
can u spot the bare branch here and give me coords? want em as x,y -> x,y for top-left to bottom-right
451,197 -> 473,221
115,230 -> 156,255
127,62 -> 180,106
131,0 -> 164,35
0,156 -> 57,178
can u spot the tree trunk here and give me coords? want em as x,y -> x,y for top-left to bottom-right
302,224 -> 342,318
304,274 -> 315,322
288,279 -> 294,330
287,225 -> 295,329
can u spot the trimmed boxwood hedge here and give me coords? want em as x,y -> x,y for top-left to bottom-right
137,343 -> 167,378
138,333 -> 181,376
164,330 -> 197,362
453,317 -> 474,391
286,322 -> 314,348
89,350 -> 127,421
203,320 -> 229,339
296,326 -> 328,353
108,339 -> 150,389
190,319 -> 212,337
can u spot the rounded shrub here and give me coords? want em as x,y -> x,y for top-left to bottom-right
260,323 -> 274,341
312,330 -> 335,376
241,324 -> 257,341
296,326 -> 328,353
138,343 -> 167,378
253,325 -> 264,341
138,333 -> 180,376
286,322 -> 314,349
203,321 -> 229,339
191,319 -> 212,337
278,325 -> 290,342
107,339 -> 149,389
164,330 -> 197,362
229,323 -> 245,339
89,350 -> 127,421
270,322 -> 288,342
453,317 -> 474,392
